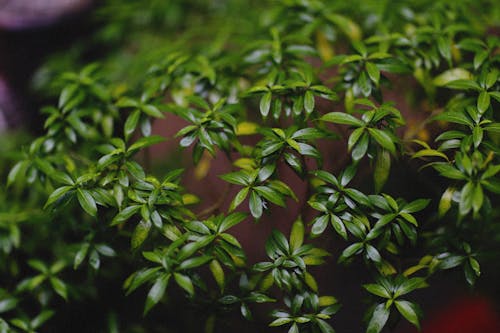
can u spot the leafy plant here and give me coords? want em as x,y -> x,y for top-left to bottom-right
1,0 -> 500,332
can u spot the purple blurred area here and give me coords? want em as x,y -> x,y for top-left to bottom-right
0,0 -> 92,30
0,0 -> 93,132
0,75 -> 16,131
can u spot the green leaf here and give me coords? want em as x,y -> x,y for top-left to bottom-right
269,317 -> 293,327
459,181 -> 474,216
311,215 -> 329,236
288,323 -> 299,333
395,300 -> 420,329
433,111 -> 472,126
45,186 -> 74,208
141,104 -> 164,118
474,50 -> 488,69
472,183 -> 484,213
432,163 -> 467,180
174,273 -> 194,295
144,274 -> 170,315
10,318 -> 29,331
358,71 -> 372,97
254,186 -> 285,207
0,297 -> 18,313
363,284 -> 390,298
331,215 -> 347,240
366,62 -> 380,85
473,126 -> 483,148
77,188 -> 97,217
433,69 -> 474,87
111,205 -> 141,225
352,133 -> 369,161
229,187 -> 250,211
131,220 -> 151,249
284,152 -> 304,176
368,128 -> 396,153
320,112 -> 364,127
74,243 -> 90,269
7,161 -> 28,187
116,97 -> 139,108
326,13 -> 362,41
305,271 -> 318,292
179,255 -> 212,270
401,199 -> 430,213
469,257 -> 481,276
31,310 -> 55,329
367,303 -> 390,333
338,242 -> 363,262
50,278 -> 68,300
128,135 -> 165,152
477,91 -> 490,114
437,37 -> 451,61
59,83 -> 79,108
270,229 -> 290,254
412,149 -> 448,160
489,91 -> 500,103
220,171 -> 250,186
260,91 -> 272,117
95,244 -> 116,257
394,277 -> 427,297
289,218 -> 304,252
304,90 -> 315,114
124,110 -> 141,140
178,238 -> 212,260
219,212 -> 247,232
125,267 -> 162,295
438,187 -> 454,217
209,260 -> 225,290
365,244 -> 382,263
89,250 -> 100,270
348,127 -> 364,150
316,318 -> 335,333
249,191 -> 263,219
374,149 -> 390,193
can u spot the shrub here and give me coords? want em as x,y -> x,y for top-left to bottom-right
1,1 -> 500,332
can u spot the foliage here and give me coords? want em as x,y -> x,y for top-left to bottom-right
2,0 -> 500,332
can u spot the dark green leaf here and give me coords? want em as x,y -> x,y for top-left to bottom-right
50,278 -> 68,301
366,62 -> 380,85
254,186 -> 285,207
45,186 -> 74,208
311,215 -> 329,236
77,189 -> 97,217
477,91 -> 490,114
144,274 -> 170,314
368,128 -> 396,153
74,243 -> 90,269
249,191 -> 263,219
131,220 -> 151,249
111,205 -> 141,225
363,284 -> 390,298
304,90 -> 315,114
179,255 -> 212,270
339,242 -> 363,262
367,303 -> 390,333
374,149 -> 390,193
219,212 -> 247,232
316,318 -> 335,333
260,91 -> 272,117
401,199 -> 430,213
321,112 -> 364,127
124,110 -> 141,140
395,300 -> 420,329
